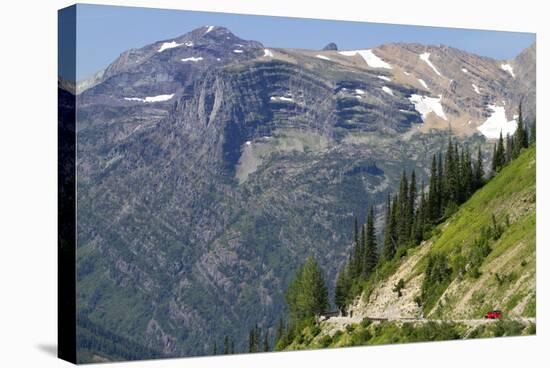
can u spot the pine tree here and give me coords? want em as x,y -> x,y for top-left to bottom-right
285,256 -> 329,323
363,206 -> 378,277
413,181 -> 426,243
492,132 -> 506,172
427,155 -> 439,222
473,146 -> 484,190
213,342 -> 218,355
444,137 -> 459,207
351,217 -> 362,278
436,152 -> 444,217
382,194 -> 397,260
397,171 -> 409,246
517,103 -> 529,149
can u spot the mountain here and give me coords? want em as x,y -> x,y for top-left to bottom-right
67,26 -> 535,362
284,145 -> 535,350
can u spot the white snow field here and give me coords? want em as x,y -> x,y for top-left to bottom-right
419,52 -> 442,76
181,57 -> 203,62
158,41 -> 182,53
316,54 -> 331,61
477,105 -> 518,138
338,49 -> 392,69
124,94 -> 175,103
382,86 -> 394,96
270,96 -> 294,102
501,63 -> 516,78
263,49 -> 274,57
408,94 -> 447,121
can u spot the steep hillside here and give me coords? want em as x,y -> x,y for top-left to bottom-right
288,146 -> 535,350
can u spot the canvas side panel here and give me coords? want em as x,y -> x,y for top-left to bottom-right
58,4 -> 77,364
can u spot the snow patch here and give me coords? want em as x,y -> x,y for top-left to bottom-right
355,89 -> 365,95
477,105 -> 517,138
124,94 -> 174,103
158,41 -> 181,52
408,94 -> 447,121
233,49 -> 244,54
382,86 -> 394,96
472,84 -> 481,94
377,75 -> 391,81
461,68 -> 468,73
205,25 -> 215,34
316,54 -> 331,61
501,63 -> 515,78
181,57 -> 203,62
403,71 -> 411,76
419,52 -> 442,76
417,78 -> 429,89
263,49 -> 274,57
184,42 -> 194,47
270,96 -> 294,102
338,49 -> 392,69
245,141 -> 252,146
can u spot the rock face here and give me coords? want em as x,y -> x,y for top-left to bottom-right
70,26 -> 535,361
322,42 -> 338,51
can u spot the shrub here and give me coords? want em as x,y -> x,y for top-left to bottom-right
318,334 -> 333,348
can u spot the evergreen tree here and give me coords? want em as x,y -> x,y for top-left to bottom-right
517,103 -> 529,149
473,146 -> 484,190
363,206 -> 378,277
397,171 -> 409,246
506,133 -> 514,162
444,137 -> 459,207
492,132 -> 506,172
427,155 -> 439,222
213,342 -> 218,355
413,182 -> 426,243
285,256 -> 329,324
436,153 -> 444,217
382,194 -> 397,260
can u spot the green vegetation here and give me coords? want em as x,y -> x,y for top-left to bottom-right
275,256 -> 329,350
279,107 -> 535,350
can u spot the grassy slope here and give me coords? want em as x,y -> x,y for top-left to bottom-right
424,145 -> 535,318
287,145 -> 536,350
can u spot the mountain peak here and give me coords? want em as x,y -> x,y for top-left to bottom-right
322,42 -> 338,51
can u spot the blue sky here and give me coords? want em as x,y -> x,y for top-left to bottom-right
63,4 -> 535,80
